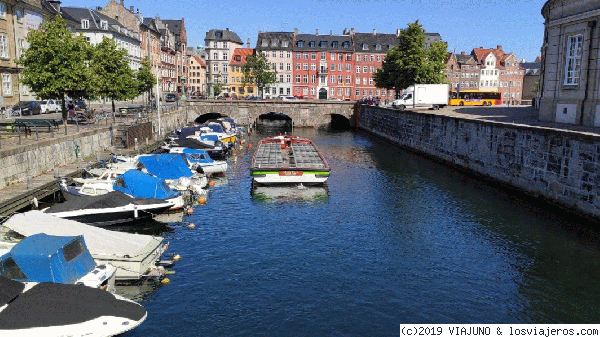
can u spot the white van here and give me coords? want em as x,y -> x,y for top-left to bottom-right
392,84 -> 449,111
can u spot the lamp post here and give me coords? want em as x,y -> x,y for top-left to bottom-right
508,80 -> 512,107
156,62 -> 161,136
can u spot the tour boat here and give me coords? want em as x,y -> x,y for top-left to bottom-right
4,211 -> 174,283
251,135 -> 330,185
0,276 -> 147,336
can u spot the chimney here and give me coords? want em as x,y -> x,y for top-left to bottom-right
226,28 -> 230,31
315,29 -> 319,35
461,51 -> 466,55
294,28 -> 298,35
479,46 -> 483,49
373,29 -> 376,35
130,5 -> 134,12
329,29 -> 332,35
396,29 -> 401,37
343,28 -> 348,35
47,0 -> 61,12
350,28 -> 355,36
497,45 -> 502,50
120,0 -> 124,6
247,38 -> 250,48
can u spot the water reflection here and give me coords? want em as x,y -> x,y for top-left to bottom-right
251,184 -> 329,204
115,280 -> 163,302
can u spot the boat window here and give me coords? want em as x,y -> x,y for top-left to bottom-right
96,189 -> 108,195
115,177 -> 126,188
0,257 -> 27,280
63,238 -> 84,263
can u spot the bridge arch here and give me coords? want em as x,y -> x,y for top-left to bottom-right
330,114 -> 351,130
255,111 -> 293,133
195,112 -> 227,124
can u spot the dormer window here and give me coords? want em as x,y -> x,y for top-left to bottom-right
297,40 -> 304,47
81,19 -> 89,29
271,39 -> 278,47
362,43 -> 368,50
216,31 -> 223,39
319,41 -> 326,48
16,10 -> 23,23
100,20 -> 108,30
309,41 -> 315,48
376,44 -> 381,50
332,41 -> 338,48
282,40 -> 288,47
342,41 -> 349,48
261,40 -> 268,47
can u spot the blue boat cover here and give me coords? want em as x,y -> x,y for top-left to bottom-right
199,134 -> 219,143
113,170 -> 180,199
0,233 -> 96,284
137,154 -> 193,179
206,123 -> 225,133
176,126 -> 204,140
180,148 -> 214,164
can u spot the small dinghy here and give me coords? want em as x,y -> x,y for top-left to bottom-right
0,276 -> 147,336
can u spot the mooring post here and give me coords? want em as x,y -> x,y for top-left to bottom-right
35,125 -> 39,141
26,176 -> 31,190
76,119 -> 79,132
64,120 -> 67,135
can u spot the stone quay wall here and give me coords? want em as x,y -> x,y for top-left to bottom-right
188,101 -> 355,127
358,105 -> 600,219
0,128 -> 113,188
0,107 -> 192,189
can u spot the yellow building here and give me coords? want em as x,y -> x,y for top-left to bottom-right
229,48 -> 256,98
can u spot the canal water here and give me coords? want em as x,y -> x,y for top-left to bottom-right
124,128 -> 600,336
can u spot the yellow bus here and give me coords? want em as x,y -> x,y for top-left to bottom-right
449,90 -> 502,106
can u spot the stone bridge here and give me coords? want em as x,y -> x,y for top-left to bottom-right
187,101 -> 356,128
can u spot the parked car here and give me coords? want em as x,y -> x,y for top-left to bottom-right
245,96 -> 260,100
165,94 -> 178,102
12,101 -> 41,116
278,95 -> 298,101
73,99 -> 87,110
39,99 -> 60,114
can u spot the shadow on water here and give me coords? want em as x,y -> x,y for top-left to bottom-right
361,131 -> 600,323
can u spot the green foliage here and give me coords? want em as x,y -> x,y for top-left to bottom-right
136,57 -> 155,95
91,37 -> 138,112
17,15 -> 95,119
242,53 -> 277,98
374,21 -> 449,92
213,82 -> 224,97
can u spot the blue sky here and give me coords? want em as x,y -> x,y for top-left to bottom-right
65,0 -> 546,62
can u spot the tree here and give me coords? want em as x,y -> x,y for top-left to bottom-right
374,21 -> 448,95
18,15 -> 95,119
213,82 -> 224,97
242,53 -> 277,98
91,37 -> 138,113
136,57 -> 156,104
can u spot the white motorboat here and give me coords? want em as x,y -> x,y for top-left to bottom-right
0,276 -> 147,336
4,211 -> 174,283
169,148 -> 228,176
0,233 -> 116,292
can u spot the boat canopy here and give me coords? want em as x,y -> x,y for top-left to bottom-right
205,123 -> 226,133
137,154 -> 193,180
113,170 -> 180,200
177,126 -> 204,140
180,148 -> 214,164
5,211 -> 165,262
44,191 -> 137,213
0,233 -> 96,284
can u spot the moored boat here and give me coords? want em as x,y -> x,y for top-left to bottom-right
251,135 -> 330,185
4,211 -> 174,283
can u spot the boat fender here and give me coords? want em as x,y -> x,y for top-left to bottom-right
187,208 -> 194,215
188,223 -> 196,229
197,196 -> 207,205
31,197 -> 38,209
196,166 -> 204,174
172,254 -> 182,261
248,143 -> 252,149
208,180 -> 215,188
161,278 -> 171,285
134,205 -> 138,218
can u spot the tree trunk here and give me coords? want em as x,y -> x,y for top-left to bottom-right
61,93 -> 67,120
111,99 -> 115,113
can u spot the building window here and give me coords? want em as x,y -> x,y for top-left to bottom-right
279,75 -> 284,83
330,64 -> 335,71
0,34 -> 7,59
100,20 -> 108,30
287,63 -> 291,70
355,78 -> 360,84
338,64 -> 342,71
296,63 -> 301,70
303,63 -> 308,70
356,55 -> 360,61
362,43 -> 368,50
295,52 -> 301,59
0,3 -> 5,18
282,40 -> 289,47
330,88 -> 335,96
81,19 -> 89,29
2,73 -> 10,95
332,41 -> 338,48
17,38 -> 25,57
303,52 -> 308,59
261,40 -> 268,47
356,90 -> 360,96
346,75 -> 351,83
363,66 -> 367,73
298,41 -> 304,47
310,88 -> 315,96
286,75 -> 291,83
311,52 -> 316,60
356,66 -> 360,73
311,75 -> 315,83
338,88 -> 342,95
296,75 -> 301,83
223,53 -> 228,60
363,55 -> 368,61
346,64 -> 351,72
338,75 -> 343,83
280,62 -> 284,70
564,34 -> 583,85
343,42 -> 349,49
376,44 -> 381,51
321,53 -> 326,60
345,88 -> 350,96
311,63 -> 316,70
16,10 -> 23,22
279,87 -> 284,95
330,75 -> 335,83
